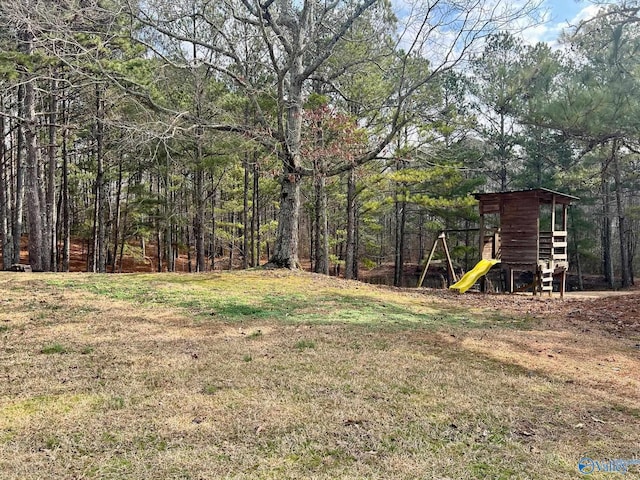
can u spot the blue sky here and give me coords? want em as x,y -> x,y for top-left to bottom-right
522,0 -> 602,44
547,0 -> 587,23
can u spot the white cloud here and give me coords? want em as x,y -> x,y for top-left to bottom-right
521,22 -> 559,45
520,3 -> 603,46
567,4 -> 602,25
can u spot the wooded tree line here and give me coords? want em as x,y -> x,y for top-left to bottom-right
0,0 -> 638,288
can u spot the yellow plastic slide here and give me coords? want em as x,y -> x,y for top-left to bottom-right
449,259 -> 500,293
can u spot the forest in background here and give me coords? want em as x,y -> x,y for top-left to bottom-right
0,0 -> 639,288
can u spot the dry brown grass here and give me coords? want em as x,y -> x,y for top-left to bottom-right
0,272 -> 638,479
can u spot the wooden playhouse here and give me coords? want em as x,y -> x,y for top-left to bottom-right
475,188 -> 578,296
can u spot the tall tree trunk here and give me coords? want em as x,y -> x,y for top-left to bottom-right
251,160 -> 259,267
309,211 -> 314,272
0,106 -> 12,269
229,210 -> 235,270
111,157 -> 123,273
313,172 -> 329,274
353,206 -> 360,280
311,85 -> 328,274
393,160 -> 407,287
118,174 -> 132,274
47,78 -> 58,271
186,222 -> 193,272
156,176 -> 163,272
61,92 -> 70,272
0,157 -> 8,269
24,63 -> 47,271
499,112 -> 508,192
344,167 -> 358,280
210,188 -> 217,270
393,195 -> 407,287
256,167 -> 262,266
601,167 -> 614,289
611,142 -> 631,288
270,174 -> 301,268
165,221 -> 174,272
574,242 -> 584,291
627,207 -> 636,286
13,89 -> 24,265
464,219 -> 471,271
570,211 -> 584,291
242,154 -> 250,269
163,165 -> 174,273
191,30 -> 207,273
194,164 -> 206,272
156,227 -> 162,272
628,229 -> 635,286
92,86 -> 107,273
269,72 -> 303,269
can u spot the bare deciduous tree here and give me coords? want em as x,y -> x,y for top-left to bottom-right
127,0 -> 542,269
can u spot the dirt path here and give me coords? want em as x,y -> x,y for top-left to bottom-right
563,290 -> 638,299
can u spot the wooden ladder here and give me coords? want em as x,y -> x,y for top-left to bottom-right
538,261 -> 553,295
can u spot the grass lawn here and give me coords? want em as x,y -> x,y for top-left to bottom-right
0,270 -> 638,479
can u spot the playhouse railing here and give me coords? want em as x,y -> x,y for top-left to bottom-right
539,231 -> 567,263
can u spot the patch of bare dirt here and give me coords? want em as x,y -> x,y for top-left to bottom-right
562,294 -> 640,338
414,287 -> 640,340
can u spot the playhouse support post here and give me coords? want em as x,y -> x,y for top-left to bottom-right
508,267 -> 514,294
478,214 -> 485,260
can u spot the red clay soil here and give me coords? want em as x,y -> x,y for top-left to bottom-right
9,236 -> 204,273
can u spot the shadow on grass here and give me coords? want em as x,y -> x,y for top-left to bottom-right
44,276 -> 533,331
229,292 -> 505,331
